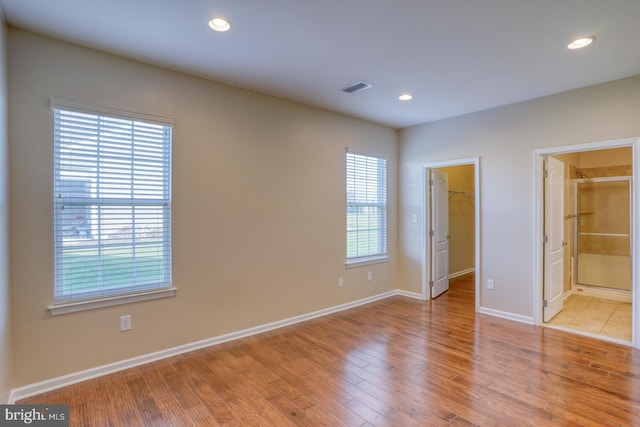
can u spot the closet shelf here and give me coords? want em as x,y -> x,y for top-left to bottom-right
448,190 -> 474,199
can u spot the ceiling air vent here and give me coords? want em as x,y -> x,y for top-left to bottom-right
342,81 -> 372,94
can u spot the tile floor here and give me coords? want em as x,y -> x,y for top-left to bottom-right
546,294 -> 632,341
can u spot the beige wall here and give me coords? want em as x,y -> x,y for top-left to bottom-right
438,165 -> 474,275
8,28 -> 398,387
0,21 -> 11,403
399,74 -> 640,317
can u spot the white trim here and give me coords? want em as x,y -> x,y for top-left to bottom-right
422,157 -> 481,311
533,151 -> 545,326
478,307 -> 534,325
49,288 -> 176,316
449,268 -> 475,279
345,147 -> 388,160
345,151 -> 388,262
533,137 -> 640,349
345,255 -> 389,268
421,166 -> 430,299
633,141 -> 640,347
10,290 -> 396,403
49,97 -> 175,126
11,286 -> 578,402
396,290 -> 425,300
534,138 -> 638,156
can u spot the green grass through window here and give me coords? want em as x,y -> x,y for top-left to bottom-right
60,244 -> 166,295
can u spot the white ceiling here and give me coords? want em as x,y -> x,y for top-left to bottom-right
1,0 -> 639,128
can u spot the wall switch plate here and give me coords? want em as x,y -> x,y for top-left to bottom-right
487,279 -> 495,290
120,315 -> 132,331
338,277 -> 344,287
412,214 -> 418,223
368,271 -> 373,281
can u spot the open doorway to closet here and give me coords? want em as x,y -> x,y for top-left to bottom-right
423,158 -> 480,311
537,142 -> 637,346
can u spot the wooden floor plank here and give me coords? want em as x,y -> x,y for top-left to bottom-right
18,274 -> 640,425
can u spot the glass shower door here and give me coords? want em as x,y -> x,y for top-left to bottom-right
575,179 -> 631,290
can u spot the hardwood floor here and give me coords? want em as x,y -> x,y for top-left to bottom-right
20,274 -> 640,426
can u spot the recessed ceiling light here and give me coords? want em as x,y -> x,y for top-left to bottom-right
568,37 -> 595,50
399,94 -> 413,101
209,18 -> 231,32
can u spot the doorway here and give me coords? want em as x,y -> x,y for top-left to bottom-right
535,140 -> 639,347
423,158 -> 480,311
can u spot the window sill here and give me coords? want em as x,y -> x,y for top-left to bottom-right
48,287 -> 177,316
345,255 -> 389,269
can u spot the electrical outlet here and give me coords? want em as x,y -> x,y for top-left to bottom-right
368,271 -> 373,281
120,315 -> 132,332
338,277 -> 344,287
487,279 -> 495,290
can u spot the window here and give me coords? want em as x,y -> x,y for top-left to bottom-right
52,102 -> 172,305
346,151 -> 387,264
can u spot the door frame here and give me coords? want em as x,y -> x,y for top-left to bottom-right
422,157 -> 480,312
533,137 -> 640,348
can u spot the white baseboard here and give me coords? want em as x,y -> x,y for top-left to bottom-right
396,290 -> 424,300
449,268 -> 475,279
478,307 -> 534,325
9,290 -> 397,403
10,289 -> 538,402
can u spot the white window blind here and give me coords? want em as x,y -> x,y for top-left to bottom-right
346,151 -> 387,261
53,105 -> 172,302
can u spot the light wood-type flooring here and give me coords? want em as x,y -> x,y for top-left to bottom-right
20,274 -> 640,426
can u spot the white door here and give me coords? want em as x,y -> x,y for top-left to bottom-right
431,169 -> 450,298
544,157 -> 565,321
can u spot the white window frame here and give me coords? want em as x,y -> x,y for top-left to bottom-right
49,99 -> 176,315
346,150 -> 388,267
